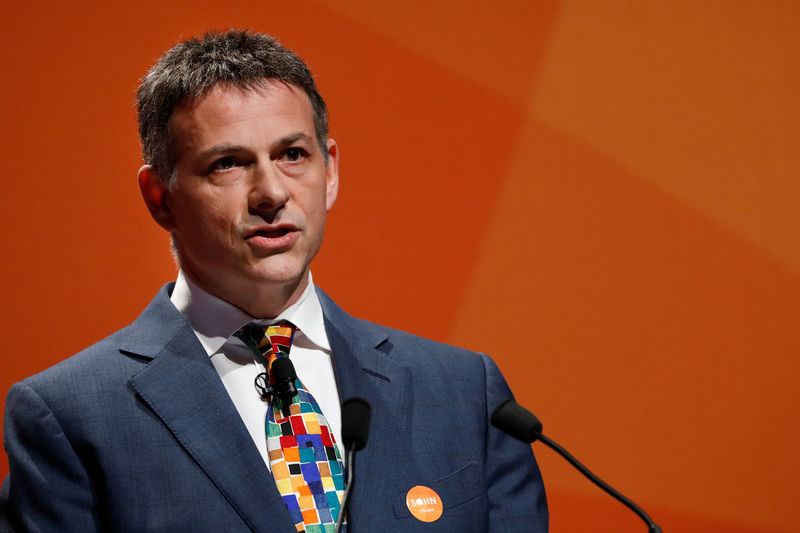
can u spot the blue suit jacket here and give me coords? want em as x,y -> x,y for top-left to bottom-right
1,285 -> 547,532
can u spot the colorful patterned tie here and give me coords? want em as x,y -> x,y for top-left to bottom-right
235,323 -> 345,533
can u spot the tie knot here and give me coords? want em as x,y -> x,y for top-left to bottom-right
235,322 -> 297,360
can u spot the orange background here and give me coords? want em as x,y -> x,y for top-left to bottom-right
1,2 -> 798,532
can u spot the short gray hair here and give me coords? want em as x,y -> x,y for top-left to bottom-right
137,30 -> 328,185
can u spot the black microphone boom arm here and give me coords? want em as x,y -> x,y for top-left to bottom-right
491,399 -> 663,533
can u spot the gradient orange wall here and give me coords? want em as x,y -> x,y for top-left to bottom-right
2,2 -> 798,532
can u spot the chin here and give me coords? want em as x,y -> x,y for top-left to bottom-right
247,261 -> 309,288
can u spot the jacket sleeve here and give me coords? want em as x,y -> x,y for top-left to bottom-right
480,353 -> 549,532
2,380 -> 99,532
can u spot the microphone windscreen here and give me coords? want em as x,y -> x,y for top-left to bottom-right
271,357 -> 297,383
341,398 -> 371,451
491,399 -> 543,443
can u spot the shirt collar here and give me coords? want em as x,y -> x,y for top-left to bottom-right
170,270 -> 330,357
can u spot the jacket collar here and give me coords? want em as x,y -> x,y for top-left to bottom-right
119,284 -> 410,532
317,288 -> 410,528
121,284 -> 296,532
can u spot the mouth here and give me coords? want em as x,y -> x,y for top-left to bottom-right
245,223 -> 298,238
250,228 -> 291,239
244,225 -> 299,250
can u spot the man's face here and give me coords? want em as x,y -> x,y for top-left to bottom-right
140,81 -> 338,316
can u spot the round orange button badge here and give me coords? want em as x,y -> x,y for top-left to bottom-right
405,485 -> 443,522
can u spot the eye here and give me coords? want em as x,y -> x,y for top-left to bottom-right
284,147 -> 306,162
211,155 -> 236,172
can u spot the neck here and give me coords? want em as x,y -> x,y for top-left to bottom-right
237,275 -> 310,319
182,270 -> 311,320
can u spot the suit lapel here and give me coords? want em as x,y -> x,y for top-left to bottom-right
318,289 -> 411,529
122,285 -> 409,531
123,286 -> 296,533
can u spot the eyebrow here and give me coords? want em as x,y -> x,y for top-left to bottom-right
270,132 -> 314,151
197,132 -> 315,159
197,144 -> 247,158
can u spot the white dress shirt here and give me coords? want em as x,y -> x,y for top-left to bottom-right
169,271 -> 343,469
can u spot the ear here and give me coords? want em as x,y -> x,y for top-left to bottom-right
324,138 -> 339,211
138,165 -> 176,232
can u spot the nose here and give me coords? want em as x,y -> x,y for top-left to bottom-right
249,160 -> 290,214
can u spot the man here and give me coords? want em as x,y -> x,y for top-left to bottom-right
1,30 -> 547,532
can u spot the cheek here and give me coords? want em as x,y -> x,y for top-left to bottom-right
173,197 -> 241,248
312,180 -> 333,214
186,190 -> 240,223
307,194 -> 330,225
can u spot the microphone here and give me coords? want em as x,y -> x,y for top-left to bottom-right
492,399 -> 663,533
341,398 -> 371,451
270,357 -> 298,408
335,398 -> 372,533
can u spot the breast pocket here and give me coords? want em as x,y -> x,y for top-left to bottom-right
392,462 -> 487,530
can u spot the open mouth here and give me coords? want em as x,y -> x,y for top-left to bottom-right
251,228 -> 291,239
253,228 -> 289,239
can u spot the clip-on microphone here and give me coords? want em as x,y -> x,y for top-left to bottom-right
271,357 -> 299,414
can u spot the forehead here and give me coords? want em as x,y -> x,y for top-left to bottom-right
170,81 -> 314,149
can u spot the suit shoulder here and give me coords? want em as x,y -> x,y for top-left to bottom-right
20,284 -> 180,392
19,322 -> 142,392
346,314 -> 493,377
317,286 -> 487,366
372,318 -> 475,354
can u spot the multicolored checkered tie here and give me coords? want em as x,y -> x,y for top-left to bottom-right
235,323 -> 345,533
